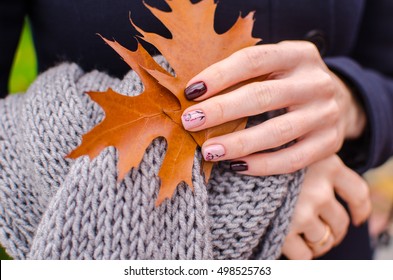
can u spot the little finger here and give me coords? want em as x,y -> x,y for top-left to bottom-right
228,129 -> 338,175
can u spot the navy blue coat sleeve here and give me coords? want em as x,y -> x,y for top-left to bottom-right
0,0 -> 28,96
324,0 -> 393,174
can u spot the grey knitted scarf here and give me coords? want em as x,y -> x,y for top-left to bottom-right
0,59 -> 303,260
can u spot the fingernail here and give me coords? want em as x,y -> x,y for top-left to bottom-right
230,161 -> 248,172
184,81 -> 207,100
182,110 -> 206,129
203,144 -> 225,161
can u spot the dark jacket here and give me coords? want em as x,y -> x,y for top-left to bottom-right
1,0 -> 392,259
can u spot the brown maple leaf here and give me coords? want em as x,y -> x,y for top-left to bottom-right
68,0 -> 261,205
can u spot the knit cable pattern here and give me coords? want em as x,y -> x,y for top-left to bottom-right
0,59 -> 303,260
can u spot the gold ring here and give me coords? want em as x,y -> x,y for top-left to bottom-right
305,224 -> 332,248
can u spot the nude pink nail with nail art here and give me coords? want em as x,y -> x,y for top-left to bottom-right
203,144 -> 225,161
182,110 -> 206,130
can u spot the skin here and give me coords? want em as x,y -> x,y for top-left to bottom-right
183,40 -> 370,258
183,41 -> 366,175
282,155 -> 371,259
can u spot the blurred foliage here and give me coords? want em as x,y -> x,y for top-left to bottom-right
1,19 -> 36,260
9,20 -> 37,94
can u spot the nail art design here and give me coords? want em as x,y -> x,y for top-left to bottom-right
205,152 -> 225,161
184,81 -> 207,100
182,110 -> 206,129
203,144 -> 225,161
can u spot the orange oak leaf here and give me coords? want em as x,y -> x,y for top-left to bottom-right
68,0 -> 261,205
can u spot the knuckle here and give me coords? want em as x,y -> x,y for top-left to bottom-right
317,100 -> 340,130
329,154 -> 342,166
234,134 -> 251,157
311,185 -> 333,208
303,41 -> 321,61
241,47 -> 263,71
333,130 -> 344,152
249,82 -> 274,110
297,40 -> 320,60
318,72 -> 335,95
319,70 -> 336,93
211,100 -> 226,121
319,183 -> 333,200
289,150 -> 308,172
295,209 -> 314,226
303,40 -> 319,52
326,128 -> 342,153
279,40 -> 322,66
325,154 -> 343,174
327,100 -> 341,123
353,181 -> 370,207
272,119 -> 295,144
210,65 -> 226,84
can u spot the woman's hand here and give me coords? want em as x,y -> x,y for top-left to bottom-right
182,41 -> 366,175
281,155 -> 371,259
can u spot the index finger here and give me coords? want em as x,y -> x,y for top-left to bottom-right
184,41 -> 304,101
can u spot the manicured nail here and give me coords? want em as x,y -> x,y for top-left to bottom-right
184,81 -> 207,100
182,110 -> 206,129
203,144 -> 225,161
230,161 -> 248,172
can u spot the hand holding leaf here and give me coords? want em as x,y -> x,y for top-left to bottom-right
68,0 -> 260,205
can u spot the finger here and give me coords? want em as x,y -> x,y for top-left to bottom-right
200,101 -> 335,162
303,221 -> 335,257
182,78 -> 326,131
182,80 -> 291,131
185,43 -> 301,100
282,234 -> 313,260
319,199 -> 350,246
199,106 -> 321,159
301,167 -> 350,246
223,129 -> 338,175
332,161 -> 372,226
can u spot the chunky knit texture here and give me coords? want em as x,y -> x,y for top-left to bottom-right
0,60 -> 303,260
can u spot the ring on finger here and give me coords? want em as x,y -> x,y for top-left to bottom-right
305,223 -> 332,249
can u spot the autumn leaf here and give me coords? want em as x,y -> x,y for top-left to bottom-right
68,0 -> 261,205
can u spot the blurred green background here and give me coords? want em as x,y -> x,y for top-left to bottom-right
0,19 -> 36,260
9,20 -> 37,94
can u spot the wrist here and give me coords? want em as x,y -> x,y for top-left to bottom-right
345,90 -> 367,139
334,72 -> 367,139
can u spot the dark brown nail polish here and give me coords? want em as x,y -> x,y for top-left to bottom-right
230,161 -> 248,172
184,81 -> 207,100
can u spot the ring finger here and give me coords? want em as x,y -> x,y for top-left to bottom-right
320,200 -> 350,246
303,220 -> 335,257
200,101 -> 332,162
